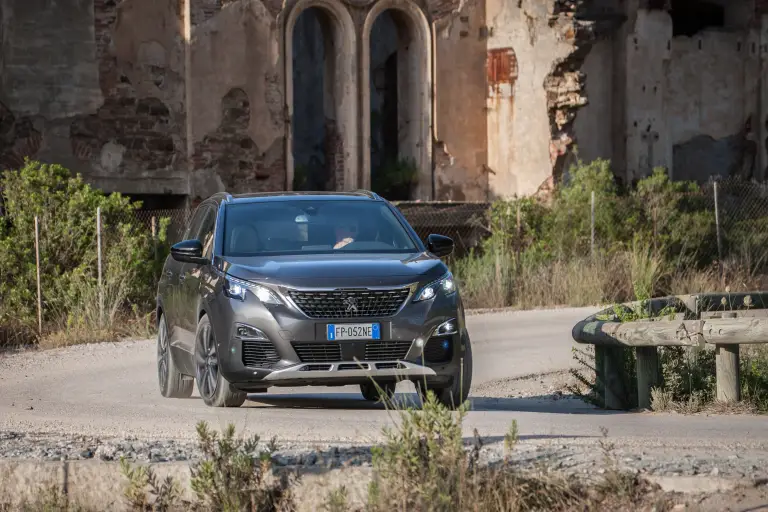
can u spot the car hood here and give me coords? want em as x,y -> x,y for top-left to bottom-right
219,252 -> 446,288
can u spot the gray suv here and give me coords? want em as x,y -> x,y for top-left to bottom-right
156,191 -> 472,408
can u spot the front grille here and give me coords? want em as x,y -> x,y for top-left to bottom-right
424,338 -> 453,364
287,287 -> 411,319
241,339 -> 281,368
292,343 -> 342,363
364,341 -> 412,361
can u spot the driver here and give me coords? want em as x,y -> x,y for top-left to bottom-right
333,217 -> 359,249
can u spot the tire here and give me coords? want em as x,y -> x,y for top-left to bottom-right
360,381 -> 396,403
157,314 -> 193,398
417,332 -> 473,410
195,314 -> 246,408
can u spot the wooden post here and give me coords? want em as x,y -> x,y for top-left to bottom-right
590,190 -> 596,258
97,207 -> 103,328
636,346 -> 660,410
34,216 -> 42,336
593,346 -> 606,408
714,181 -> 723,282
716,311 -> 740,402
603,346 -> 628,410
151,216 -> 157,261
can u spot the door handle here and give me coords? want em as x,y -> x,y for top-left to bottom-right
165,270 -> 173,278
179,273 -> 187,282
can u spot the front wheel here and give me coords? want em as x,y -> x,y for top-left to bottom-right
417,332 -> 473,410
195,314 -> 246,408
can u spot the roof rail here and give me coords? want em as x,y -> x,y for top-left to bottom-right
351,189 -> 380,199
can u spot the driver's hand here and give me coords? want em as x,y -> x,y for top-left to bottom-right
334,237 -> 353,249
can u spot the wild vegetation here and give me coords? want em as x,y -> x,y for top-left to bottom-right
450,158 -> 764,310
0,160 -> 169,347
2,393 -> 680,512
447,156 -> 768,412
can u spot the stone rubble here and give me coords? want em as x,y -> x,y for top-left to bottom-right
1,429 -> 766,484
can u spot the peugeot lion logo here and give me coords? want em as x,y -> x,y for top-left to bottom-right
344,296 -> 358,314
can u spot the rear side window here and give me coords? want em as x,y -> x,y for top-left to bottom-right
222,200 -> 418,256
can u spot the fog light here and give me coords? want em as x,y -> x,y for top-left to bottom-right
442,340 -> 450,350
432,319 -> 458,337
235,324 -> 268,340
415,337 -> 425,348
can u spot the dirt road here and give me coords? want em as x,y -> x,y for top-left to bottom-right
1,307 -> 766,451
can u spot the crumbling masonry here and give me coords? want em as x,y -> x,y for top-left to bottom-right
0,0 -> 766,203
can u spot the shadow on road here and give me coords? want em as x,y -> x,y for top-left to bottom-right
246,392 -> 626,417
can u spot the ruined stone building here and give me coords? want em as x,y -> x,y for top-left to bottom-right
0,0 -> 766,205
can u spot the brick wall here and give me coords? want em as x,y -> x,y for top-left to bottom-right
192,88 -> 284,194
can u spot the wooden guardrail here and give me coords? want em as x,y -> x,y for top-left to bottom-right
571,292 -> 768,410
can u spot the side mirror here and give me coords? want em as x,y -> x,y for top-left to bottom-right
171,239 -> 209,265
427,234 -> 454,258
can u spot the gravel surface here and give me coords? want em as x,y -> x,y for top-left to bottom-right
1,429 -> 767,484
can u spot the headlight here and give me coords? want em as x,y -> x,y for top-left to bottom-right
223,276 -> 282,305
414,273 -> 456,302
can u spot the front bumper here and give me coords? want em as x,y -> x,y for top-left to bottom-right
205,280 -> 465,390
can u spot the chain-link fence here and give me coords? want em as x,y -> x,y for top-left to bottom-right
603,177 -> 768,267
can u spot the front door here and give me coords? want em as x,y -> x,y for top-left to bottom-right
178,204 -> 217,355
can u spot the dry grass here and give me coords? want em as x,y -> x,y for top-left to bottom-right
453,252 -> 635,310
454,245 -> 768,311
39,309 -> 155,350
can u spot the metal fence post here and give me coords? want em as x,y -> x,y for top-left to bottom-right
713,181 -> 723,279
590,190 -> 596,258
34,216 -> 42,336
97,207 -> 104,328
151,216 -> 157,261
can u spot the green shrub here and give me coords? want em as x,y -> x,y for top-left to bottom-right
0,160 -> 167,344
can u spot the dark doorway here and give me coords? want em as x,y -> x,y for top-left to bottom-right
291,8 -> 333,191
368,10 -> 418,201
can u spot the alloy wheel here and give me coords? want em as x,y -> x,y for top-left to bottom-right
157,317 -> 169,391
195,322 -> 219,400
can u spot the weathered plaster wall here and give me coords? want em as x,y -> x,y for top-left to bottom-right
188,0 -> 284,199
433,0 -> 488,201
0,0 -> 189,195
484,0 -> 574,198
666,30 -> 760,181
0,0 -> 101,172
623,5 -> 762,184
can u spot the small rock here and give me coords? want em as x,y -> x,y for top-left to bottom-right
80,449 -> 94,459
710,467 -> 720,476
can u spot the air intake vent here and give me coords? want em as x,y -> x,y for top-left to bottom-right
423,338 -> 453,364
292,343 -> 342,363
364,341 -> 412,361
241,339 -> 280,368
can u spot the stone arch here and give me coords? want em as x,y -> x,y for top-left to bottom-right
362,0 -> 433,200
284,0 -> 358,191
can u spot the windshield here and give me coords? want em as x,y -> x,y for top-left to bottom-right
222,200 -> 419,256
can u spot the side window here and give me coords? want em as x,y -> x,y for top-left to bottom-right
185,205 -> 209,241
198,208 -> 217,259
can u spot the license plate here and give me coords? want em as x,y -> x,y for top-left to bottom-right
327,323 -> 381,341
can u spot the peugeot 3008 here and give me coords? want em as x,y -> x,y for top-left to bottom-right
155,191 -> 472,408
